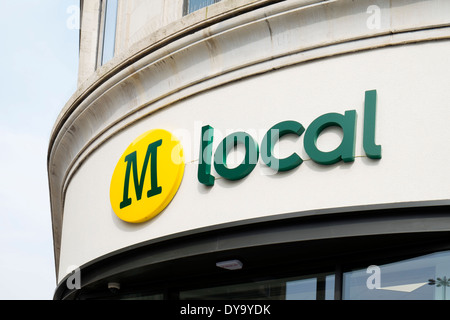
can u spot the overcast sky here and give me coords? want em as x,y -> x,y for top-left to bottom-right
0,0 -> 79,299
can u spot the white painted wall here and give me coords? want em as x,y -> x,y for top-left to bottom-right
58,40 -> 450,281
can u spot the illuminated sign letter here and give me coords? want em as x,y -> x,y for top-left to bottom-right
261,120 -> 305,172
304,110 -> 357,165
363,90 -> 382,159
198,125 -> 215,186
110,129 -> 185,223
214,132 -> 259,181
120,139 -> 163,209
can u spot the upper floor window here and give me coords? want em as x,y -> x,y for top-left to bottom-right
100,0 -> 118,66
183,0 -> 221,16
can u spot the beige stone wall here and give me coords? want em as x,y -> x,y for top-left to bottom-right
116,0 -> 184,54
77,0 -> 188,86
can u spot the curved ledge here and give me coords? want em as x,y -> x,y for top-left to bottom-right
48,0 -> 450,274
51,0 -> 287,141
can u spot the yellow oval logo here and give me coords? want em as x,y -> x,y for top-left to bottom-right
110,129 -> 185,223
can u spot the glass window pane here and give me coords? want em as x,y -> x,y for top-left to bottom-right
101,0 -> 118,65
285,274 -> 334,300
180,279 -> 287,300
286,278 -> 316,300
325,274 -> 335,300
186,0 -> 220,15
343,251 -> 450,300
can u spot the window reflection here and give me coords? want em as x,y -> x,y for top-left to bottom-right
184,0 -> 221,15
86,250 -> 450,300
286,278 -> 317,300
101,0 -> 118,65
286,274 -> 335,300
343,251 -> 450,300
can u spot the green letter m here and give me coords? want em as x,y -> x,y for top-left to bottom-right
120,139 -> 163,209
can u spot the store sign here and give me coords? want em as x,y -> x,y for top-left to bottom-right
110,90 -> 380,223
110,129 -> 185,223
198,90 -> 381,186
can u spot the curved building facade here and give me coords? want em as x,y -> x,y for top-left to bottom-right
49,0 -> 450,300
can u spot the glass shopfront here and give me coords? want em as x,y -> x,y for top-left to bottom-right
180,273 -> 335,300
108,250 -> 450,300
343,250 -> 450,300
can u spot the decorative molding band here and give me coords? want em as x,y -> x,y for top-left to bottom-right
54,201 -> 450,299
